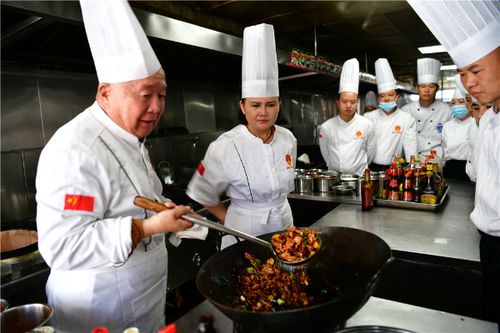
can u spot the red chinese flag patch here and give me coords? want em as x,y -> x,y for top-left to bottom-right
64,194 -> 95,212
197,162 -> 205,176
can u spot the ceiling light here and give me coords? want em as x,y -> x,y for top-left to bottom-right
440,64 -> 457,71
418,45 -> 447,54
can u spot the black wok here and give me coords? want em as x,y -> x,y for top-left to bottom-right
196,226 -> 393,333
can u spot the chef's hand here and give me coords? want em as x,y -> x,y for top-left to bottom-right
140,204 -> 194,237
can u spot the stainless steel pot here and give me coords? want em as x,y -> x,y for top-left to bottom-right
315,175 -> 337,192
294,175 -> 313,193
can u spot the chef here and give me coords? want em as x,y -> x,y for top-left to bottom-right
441,85 -> 474,179
319,58 -> 376,176
409,0 -> 500,325
186,23 -> 297,249
363,90 -> 378,114
401,58 -> 451,159
365,58 -> 417,171
35,1 -> 194,332
466,99 -> 492,182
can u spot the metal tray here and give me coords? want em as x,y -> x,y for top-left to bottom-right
374,185 -> 449,211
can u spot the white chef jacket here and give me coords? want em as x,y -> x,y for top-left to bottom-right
364,108 -> 418,165
401,100 -> 452,159
318,113 -> 376,176
36,102 -> 167,333
470,107 -> 500,236
186,124 -> 297,249
466,119 -> 479,182
442,117 -> 474,163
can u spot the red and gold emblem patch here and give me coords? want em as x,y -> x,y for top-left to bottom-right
394,125 -> 401,133
64,194 -> 94,212
197,162 -> 205,176
285,154 -> 293,168
355,130 -> 363,138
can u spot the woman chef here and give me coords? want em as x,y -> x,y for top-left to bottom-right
35,1 -> 193,332
441,82 -> 475,179
187,23 -> 297,249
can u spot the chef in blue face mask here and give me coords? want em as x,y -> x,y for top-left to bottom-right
365,58 -> 418,171
442,78 -> 475,179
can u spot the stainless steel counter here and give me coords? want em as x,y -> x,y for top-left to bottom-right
174,297 -> 497,333
311,179 -> 480,262
288,191 -> 361,205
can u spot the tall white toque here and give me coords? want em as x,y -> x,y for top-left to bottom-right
339,58 -> 360,94
79,0 -> 161,83
375,58 -> 397,94
408,0 -> 500,68
241,23 -> 279,98
417,58 -> 441,85
454,73 -> 467,95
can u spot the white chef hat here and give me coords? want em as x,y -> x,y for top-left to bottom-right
452,88 -> 465,100
338,58 -> 360,94
375,58 -> 397,94
408,0 -> 500,68
80,0 -> 161,83
417,58 -> 441,85
454,74 -> 467,95
241,23 -> 279,98
364,91 -> 377,107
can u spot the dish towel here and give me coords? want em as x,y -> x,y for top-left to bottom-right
168,223 -> 209,247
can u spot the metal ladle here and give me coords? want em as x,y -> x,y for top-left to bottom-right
133,196 -> 320,266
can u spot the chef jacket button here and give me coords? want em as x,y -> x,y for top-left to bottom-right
430,120 -> 433,122
418,131 -> 421,133
417,120 -> 421,122
428,142 -> 431,145
432,109 -> 435,111
417,108 -> 420,111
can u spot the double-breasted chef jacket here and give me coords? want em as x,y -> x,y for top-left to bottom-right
36,102 -> 167,333
319,113 -> 376,176
466,119 -> 479,182
187,124 -> 297,249
401,100 -> 452,159
470,107 -> 500,237
364,108 -> 418,165
442,117 -> 474,163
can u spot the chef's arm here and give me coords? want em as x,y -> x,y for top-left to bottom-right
131,204 -> 194,249
202,203 -> 227,225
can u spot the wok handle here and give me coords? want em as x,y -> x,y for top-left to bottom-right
133,196 -> 273,250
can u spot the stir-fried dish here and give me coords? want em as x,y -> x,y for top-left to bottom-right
238,253 -> 313,312
271,226 -> 321,262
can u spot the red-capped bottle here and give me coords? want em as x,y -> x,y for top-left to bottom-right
361,168 -> 374,211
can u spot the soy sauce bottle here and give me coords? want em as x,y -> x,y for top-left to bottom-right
361,168 -> 373,211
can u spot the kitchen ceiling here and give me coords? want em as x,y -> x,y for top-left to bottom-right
1,1 -> 455,90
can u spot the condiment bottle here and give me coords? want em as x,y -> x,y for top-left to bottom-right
387,164 -> 400,201
361,168 -> 373,210
421,171 -> 437,204
413,171 -> 422,203
402,170 -> 413,202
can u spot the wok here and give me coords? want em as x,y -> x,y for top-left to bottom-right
196,226 -> 393,333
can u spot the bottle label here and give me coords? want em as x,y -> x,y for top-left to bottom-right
421,194 -> 437,204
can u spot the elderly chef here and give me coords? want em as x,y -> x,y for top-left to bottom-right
319,58 -> 376,176
409,0 -> 500,325
364,58 -> 417,171
187,23 -> 297,249
35,1 -> 196,332
401,58 -> 452,159
441,84 -> 474,179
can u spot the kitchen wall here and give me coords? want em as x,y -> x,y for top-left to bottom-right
1,67 -> 340,225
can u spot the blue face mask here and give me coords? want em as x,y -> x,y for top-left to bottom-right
451,105 -> 469,119
379,100 -> 397,112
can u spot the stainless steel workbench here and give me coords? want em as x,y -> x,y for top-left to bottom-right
175,297 -> 497,333
288,190 -> 361,205
311,179 -> 480,262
